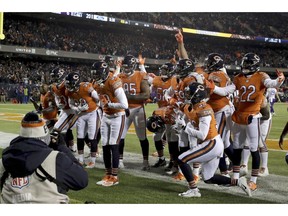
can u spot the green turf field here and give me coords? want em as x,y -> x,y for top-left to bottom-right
0,102 -> 287,204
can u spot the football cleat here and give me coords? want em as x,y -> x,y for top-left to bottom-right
239,165 -> 248,177
85,162 -> 96,169
237,177 -> 252,197
96,175 -> 111,186
152,158 -> 167,168
258,167 -> 269,177
142,160 -> 151,171
248,181 -> 257,192
178,188 -> 201,198
173,172 -> 185,181
102,176 -> 119,187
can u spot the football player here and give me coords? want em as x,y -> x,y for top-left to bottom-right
118,54 -> 151,170
266,87 -> 280,115
176,82 -> 251,198
204,53 -> 235,176
164,58 -> 204,181
215,53 -> 285,191
38,83 -> 58,131
65,72 -> 100,168
49,67 -> 78,152
91,60 -> 128,187
148,62 -> 178,169
239,94 -> 272,177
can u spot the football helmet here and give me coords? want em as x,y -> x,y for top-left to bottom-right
241,53 -> 260,75
175,59 -> 195,79
159,62 -> 175,79
185,82 -> 208,105
146,115 -> 165,133
50,67 -> 66,84
65,72 -> 81,92
104,55 -> 116,71
91,61 -> 110,84
121,54 -> 137,75
204,53 -> 224,72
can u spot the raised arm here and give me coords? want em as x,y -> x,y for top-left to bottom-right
175,29 -> 189,59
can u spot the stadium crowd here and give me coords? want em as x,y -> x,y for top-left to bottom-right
102,12 -> 288,38
0,13 -> 288,102
1,13 -> 288,67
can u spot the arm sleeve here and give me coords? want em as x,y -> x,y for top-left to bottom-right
107,87 -> 128,109
184,115 -> 211,141
91,90 -> 99,102
264,78 -> 283,88
213,84 -> 236,96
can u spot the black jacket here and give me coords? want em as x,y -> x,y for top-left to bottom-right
2,135 -> 88,193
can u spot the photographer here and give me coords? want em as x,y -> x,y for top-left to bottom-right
0,112 -> 88,204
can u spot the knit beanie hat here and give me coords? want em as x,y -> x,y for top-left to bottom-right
20,112 -> 51,144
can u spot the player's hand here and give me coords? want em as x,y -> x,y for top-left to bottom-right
100,95 -> 109,108
175,29 -> 183,43
138,54 -> 146,65
148,73 -> 156,78
168,98 -> 178,106
205,79 -> 215,93
176,115 -> 186,129
172,115 -> 186,132
276,69 -> 285,83
78,103 -> 89,112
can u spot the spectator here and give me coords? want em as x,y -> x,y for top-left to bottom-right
0,87 -> 6,103
0,112 -> 88,203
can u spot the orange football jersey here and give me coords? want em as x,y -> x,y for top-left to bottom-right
51,81 -> 70,110
119,70 -> 149,108
93,72 -> 124,115
170,75 -> 197,102
233,71 -> 269,115
151,76 -> 171,108
207,71 -> 231,112
65,82 -> 98,112
41,91 -> 58,120
185,102 -> 218,141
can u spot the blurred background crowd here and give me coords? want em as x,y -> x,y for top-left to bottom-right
0,12 -> 288,103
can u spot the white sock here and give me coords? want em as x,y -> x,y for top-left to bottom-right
78,154 -> 84,163
260,152 -> 268,168
241,148 -> 251,167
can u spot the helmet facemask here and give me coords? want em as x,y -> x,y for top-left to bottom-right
65,73 -> 80,92
159,63 -> 175,80
175,59 -> 194,80
205,53 -> 224,73
121,55 -> 137,76
241,53 -> 260,75
91,61 -> 109,85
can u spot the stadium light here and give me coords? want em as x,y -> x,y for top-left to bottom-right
0,12 -> 5,40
